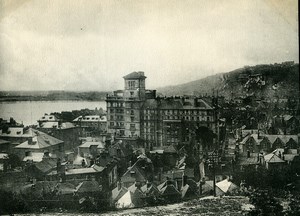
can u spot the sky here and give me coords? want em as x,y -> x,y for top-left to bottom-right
0,0 -> 298,91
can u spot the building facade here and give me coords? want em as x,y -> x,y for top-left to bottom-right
106,72 -> 216,148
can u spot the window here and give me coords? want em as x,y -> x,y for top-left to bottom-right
130,91 -> 134,96
110,122 -> 114,126
128,81 -> 135,89
130,110 -> 134,115
131,117 -> 134,122
110,115 -> 114,120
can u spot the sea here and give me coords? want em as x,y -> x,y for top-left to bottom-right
0,100 -> 106,126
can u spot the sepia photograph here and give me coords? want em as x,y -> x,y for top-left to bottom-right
0,0 -> 299,215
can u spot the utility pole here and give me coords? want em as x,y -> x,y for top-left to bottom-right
208,150 -> 218,197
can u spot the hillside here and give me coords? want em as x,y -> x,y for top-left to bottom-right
157,62 -> 299,99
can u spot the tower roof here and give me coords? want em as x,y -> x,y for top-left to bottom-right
123,71 -> 146,79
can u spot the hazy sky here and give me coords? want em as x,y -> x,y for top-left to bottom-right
0,0 -> 298,91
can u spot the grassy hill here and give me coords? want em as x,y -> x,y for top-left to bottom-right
157,62 -> 299,99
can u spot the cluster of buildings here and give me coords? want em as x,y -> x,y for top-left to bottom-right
0,71 -> 299,211
106,72 -> 217,149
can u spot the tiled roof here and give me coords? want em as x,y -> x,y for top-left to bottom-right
15,129 -> 63,149
123,71 -> 146,79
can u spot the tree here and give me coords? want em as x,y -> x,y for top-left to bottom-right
248,189 -> 283,216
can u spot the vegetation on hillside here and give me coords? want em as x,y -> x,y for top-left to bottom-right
158,62 -> 299,99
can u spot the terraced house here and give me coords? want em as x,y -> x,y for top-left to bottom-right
106,72 -> 216,148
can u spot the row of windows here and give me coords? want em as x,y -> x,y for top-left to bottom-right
110,115 -> 124,120
109,122 -> 124,127
110,109 -> 124,113
108,102 -> 124,107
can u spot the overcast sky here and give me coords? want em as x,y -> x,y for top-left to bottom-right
0,0 -> 298,91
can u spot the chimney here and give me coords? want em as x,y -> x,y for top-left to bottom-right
182,174 -> 188,188
135,181 -> 141,190
146,181 -> 151,189
117,181 -> 121,190
44,151 -> 50,158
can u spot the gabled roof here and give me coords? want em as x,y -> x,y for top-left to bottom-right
264,153 -> 286,163
115,191 -> 136,209
263,135 -> 298,145
123,71 -> 146,80
140,183 -> 159,195
216,179 -> 238,193
112,186 -> 128,201
163,145 -> 177,153
15,129 -> 63,149
159,184 -> 180,196
240,134 -> 262,145
121,163 -> 147,183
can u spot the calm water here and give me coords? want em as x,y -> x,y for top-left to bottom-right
0,100 -> 106,126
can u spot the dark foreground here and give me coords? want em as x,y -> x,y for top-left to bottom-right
16,196 -> 252,216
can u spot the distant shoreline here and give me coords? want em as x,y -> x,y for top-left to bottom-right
0,98 -> 106,102
0,91 -> 110,102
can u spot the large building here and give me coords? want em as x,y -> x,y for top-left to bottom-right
106,72 -> 216,148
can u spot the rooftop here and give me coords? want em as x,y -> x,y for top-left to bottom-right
123,71 -> 146,80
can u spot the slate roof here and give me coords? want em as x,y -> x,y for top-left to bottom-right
123,71 -> 146,79
216,179 -> 239,193
33,158 -> 58,173
0,139 -> 10,145
66,164 -> 105,175
159,184 -> 181,196
140,183 -> 159,196
75,180 -> 101,193
121,163 -> 147,184
264,153 -> 286,163
143,99 -> 158,109
79,141 -> 105,149
15,129 -> 63,149
264,135 -> 298,145
112,186 -> 128,201
55,182 -> 76,195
